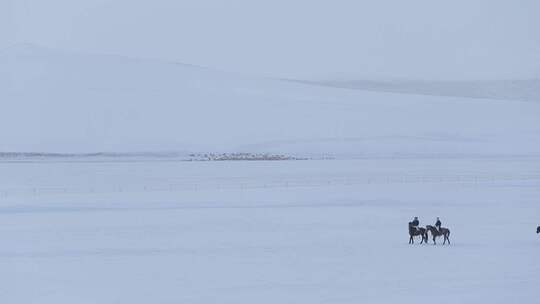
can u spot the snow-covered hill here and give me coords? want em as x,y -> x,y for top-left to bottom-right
2,44 -> 540,304
2,44 -> 540,157
292,79 -> 540,103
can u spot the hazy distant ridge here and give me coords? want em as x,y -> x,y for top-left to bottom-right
1,44 -> 540,155
289,79 -> 540,103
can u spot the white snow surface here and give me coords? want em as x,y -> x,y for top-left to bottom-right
1,158 -> 539,303
1,44 -> 540,303
1,44 -> 540,156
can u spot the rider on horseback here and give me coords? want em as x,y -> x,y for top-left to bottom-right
408,217 -> 427,244
435,217 -> 442,232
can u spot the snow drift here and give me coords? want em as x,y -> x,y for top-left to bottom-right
1,44 -> 540,157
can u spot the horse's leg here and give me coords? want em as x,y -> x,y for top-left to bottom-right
409,235 -> 413,244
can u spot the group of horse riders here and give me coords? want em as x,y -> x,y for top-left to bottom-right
410,219 -> 539,244
410,216 -> 442,231
408,216 -> 451,245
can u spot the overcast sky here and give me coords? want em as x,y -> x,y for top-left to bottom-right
2,0 -> 540,80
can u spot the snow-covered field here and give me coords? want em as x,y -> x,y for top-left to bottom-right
2,0 -> 540,301
1,156 -> 539,303
1,43 -> 540,303
2,44 -> 540,155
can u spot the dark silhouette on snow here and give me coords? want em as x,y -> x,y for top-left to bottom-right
435,217 -> 442,232
426,225 -> 451,245
411,217 -> 419,227
408,221 -> 427,244
537,226 -> 540,234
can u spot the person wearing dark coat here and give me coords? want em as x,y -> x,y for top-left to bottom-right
435,217 -> 442,232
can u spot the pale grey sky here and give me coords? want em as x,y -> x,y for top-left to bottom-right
3,0 -> 540,80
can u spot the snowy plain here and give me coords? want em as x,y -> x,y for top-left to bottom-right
1,44 -> 540,303
1,157 -> 539,304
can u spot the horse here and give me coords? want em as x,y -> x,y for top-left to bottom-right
408,222 -> 428,244
537,226 -> 540,234
426,225 -> 451,245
